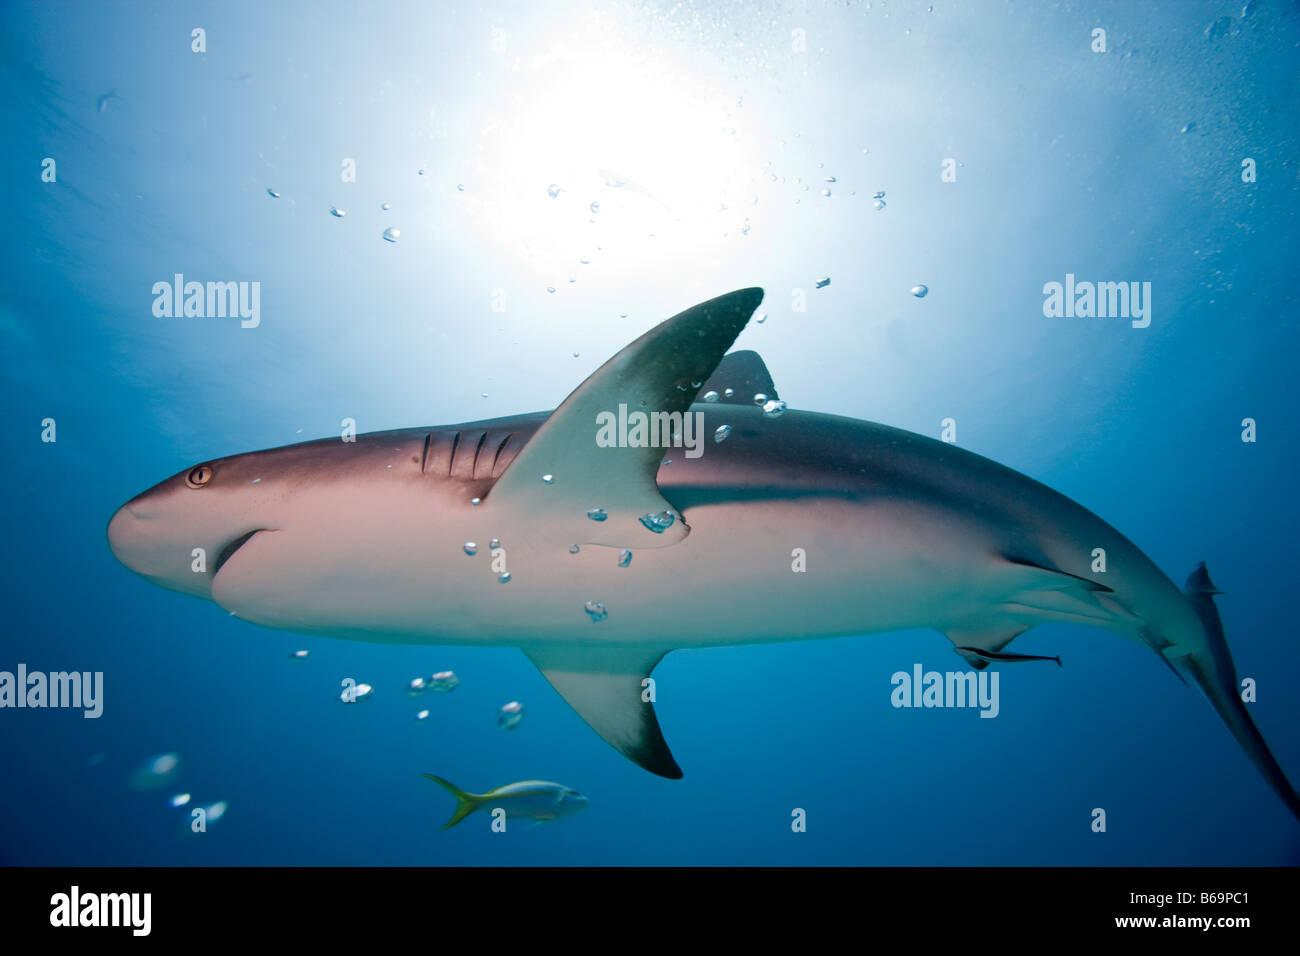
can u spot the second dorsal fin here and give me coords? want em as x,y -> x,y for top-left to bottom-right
700,350 -> 779,405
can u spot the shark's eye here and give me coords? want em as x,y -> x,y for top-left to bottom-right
186,465 -> 214,488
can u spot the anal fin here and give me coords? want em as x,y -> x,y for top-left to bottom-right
523,645 -> 682,779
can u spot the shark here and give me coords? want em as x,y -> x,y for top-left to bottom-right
107,287 -> 1300,822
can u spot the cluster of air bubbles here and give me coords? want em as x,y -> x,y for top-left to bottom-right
714,424 -> 732,443
618,550 -> 633,568
340,682 -> 374,703
639,510 -> 676,533
382,227 -> 400,243
586,507 -> 608,522
498,701 -> 525,730
911,284 -> 929,298
584,600 -> 608,622
703,390 -> 720,403
330,206 -> 345,218
762,399 -> 787,418
463,542 -> 478,555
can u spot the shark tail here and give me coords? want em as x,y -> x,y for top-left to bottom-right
1174,563 -> 1300,822
422,774 -> 483,830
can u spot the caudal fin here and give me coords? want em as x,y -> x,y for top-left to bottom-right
1177,563 -> 1300,822
422,774 -> 483,830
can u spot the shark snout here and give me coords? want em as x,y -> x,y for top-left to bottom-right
106,501 -> 147,569
107,494 -> 217,598
108,500 -> 174,583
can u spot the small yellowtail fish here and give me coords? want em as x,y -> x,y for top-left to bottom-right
423,775 -> 589,830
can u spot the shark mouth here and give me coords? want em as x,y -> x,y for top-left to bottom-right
214,529 -> 267,577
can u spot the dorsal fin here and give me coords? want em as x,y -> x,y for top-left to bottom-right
484,288 -> 764,550
700,350 -> 779,404
523,646 -> 682,778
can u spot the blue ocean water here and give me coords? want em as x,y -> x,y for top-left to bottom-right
2,0 -> 1298,865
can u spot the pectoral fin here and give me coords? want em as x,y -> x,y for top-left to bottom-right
523,645 -> 681,779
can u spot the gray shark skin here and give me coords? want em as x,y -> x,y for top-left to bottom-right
107,288 -> 1300,821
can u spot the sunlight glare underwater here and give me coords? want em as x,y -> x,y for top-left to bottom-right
472,43 -> 755,280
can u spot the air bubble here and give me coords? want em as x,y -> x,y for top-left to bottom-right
638,511 -> 676,533
430,671 -> 460,692
498,701 -> 525,729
